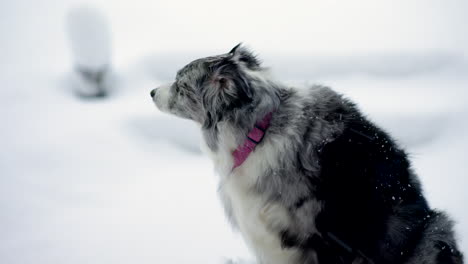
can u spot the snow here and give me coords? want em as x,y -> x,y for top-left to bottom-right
66,6 -> 115,97
1,0 -> 467,263
66,6 -> 112,70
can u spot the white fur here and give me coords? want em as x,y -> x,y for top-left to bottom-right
202,122 -> 301,264
153,83 -> 172,112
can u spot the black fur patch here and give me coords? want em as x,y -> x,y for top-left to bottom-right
313,101 -> 431,263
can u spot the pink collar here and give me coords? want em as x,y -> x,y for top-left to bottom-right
232,112 -> 273,170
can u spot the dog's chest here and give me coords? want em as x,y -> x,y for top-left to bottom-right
221,170 -> 299,264
203,128 -> 300,263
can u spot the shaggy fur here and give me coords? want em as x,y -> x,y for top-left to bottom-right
150,44 -> 464,264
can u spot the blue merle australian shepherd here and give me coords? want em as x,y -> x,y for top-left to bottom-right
150,44 -> 464,264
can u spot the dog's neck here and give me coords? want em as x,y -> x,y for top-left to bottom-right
200,109 -> 275,177
201,89 -> 282,176
232,111 -> 274,170
202,84 -> 280,149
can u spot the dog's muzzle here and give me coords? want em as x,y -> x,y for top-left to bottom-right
150,84 -> 172,113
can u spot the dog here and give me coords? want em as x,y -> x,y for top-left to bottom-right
150,44 -> 464,264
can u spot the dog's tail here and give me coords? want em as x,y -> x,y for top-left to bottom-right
405,211 -> 464,264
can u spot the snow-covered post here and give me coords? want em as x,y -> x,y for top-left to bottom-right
66,6 -> 113,98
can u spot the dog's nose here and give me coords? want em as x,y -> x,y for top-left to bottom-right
150,89 -> 157,98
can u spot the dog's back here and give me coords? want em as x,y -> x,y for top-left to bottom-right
299,86 -> 463,264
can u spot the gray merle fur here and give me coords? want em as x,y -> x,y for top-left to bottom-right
150,45 -> 464,264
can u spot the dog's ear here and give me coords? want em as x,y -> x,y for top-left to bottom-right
228,43 -> 261,69
228,43 -> 243,54
211,61 -> 254,102
201,60 -> 254,128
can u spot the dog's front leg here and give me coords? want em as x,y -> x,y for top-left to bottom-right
261,197 -> 328,250
260,202 -> 314,248
259,203 -> 291,233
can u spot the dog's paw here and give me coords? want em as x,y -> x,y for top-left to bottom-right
259,203 -> 291,231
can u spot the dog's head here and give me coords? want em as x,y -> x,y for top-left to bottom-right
151,44 -> 271,129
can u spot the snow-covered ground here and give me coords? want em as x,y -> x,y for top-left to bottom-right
1,1 -> 467,263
